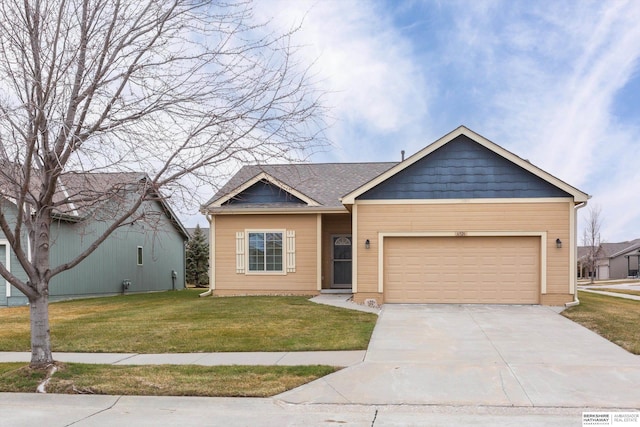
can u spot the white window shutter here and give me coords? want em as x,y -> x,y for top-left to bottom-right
286,230 -> 296,273
236,232 -> 245,273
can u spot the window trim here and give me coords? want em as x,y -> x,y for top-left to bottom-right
137,246 -> 143,266
245,229 -> 286,275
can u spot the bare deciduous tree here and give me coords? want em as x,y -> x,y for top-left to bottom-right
582,204 -> 604,283
0,0 -> 326,368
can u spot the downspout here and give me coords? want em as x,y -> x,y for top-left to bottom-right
565,201 -> 588,307
199,213 -> 214,297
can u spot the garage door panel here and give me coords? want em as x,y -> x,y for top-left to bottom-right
384,236 -> 539,304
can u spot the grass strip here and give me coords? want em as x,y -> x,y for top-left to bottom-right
562,291 -> 640,354
0,363 -> 338,397
0,291 -> 377,353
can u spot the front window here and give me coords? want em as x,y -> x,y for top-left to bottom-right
248,232 -> 283,272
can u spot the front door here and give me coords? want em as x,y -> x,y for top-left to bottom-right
332,235 -> 352,288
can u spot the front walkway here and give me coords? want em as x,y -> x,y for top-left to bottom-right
578,281 -> 640,301
579,288 -> 640,301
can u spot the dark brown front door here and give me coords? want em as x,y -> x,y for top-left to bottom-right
332,235 -> 352,288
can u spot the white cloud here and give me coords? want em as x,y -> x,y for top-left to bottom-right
434,1 -> 640,241
254,0 -> 430,161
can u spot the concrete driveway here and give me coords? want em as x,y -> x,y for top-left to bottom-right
278,304 -> 640,409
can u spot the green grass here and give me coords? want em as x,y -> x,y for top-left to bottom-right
0,290 -> 377,353
596,288 -> 640,297
0,363 -> 337,397
563,291 -> 640,354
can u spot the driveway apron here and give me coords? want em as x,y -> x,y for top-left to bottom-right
277,304 -> 640,408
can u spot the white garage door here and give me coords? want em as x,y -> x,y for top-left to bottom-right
384,236 -> 540,304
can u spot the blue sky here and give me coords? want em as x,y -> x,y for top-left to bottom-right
194,1 -> 640,243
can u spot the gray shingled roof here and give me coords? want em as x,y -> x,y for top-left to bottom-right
604,239 -> 640,257
57,172 -> 147,217
206,162 -> 397,209
0,169 -> 188,238
578,238 -> 640,260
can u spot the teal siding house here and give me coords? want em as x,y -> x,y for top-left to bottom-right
0,173 -> 189,306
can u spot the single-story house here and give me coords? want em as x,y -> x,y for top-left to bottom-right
1,172 -> 188,306
201,126 -> 589,306
578,239 -> 640,280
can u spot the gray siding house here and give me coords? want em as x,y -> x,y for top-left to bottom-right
578,239 -> 640,280
1,173 -> 188,307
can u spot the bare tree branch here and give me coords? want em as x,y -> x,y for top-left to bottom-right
0,0 -> 326,367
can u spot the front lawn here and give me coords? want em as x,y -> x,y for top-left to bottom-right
0,290 -> 377,353
562,291 -> 640,354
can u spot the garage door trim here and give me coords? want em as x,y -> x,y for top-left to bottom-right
377,231 -> 547,295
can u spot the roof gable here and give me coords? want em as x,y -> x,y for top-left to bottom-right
342,126 -> 589,204
209,171 -> 320,207
358,134 -> 571,200
222,179 -> 306,206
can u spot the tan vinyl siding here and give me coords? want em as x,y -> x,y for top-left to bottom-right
540,293 -> 573,305
356,202 -> 572,304
214,214 -> 318,294
321,214 -> 351,289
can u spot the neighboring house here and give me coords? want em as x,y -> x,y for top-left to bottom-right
577,246 -> 596,280
0,173 -> 188,307
201,126 -> 589,306
578,239 -> 640,280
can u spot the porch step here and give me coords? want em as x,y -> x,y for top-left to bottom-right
320,289 -> 353,294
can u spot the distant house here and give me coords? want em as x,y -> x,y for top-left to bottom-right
578,239 -> 640,280
201,126 -> 589,306
0,172 -> 189,307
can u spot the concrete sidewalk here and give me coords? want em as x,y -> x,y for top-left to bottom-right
0,350 -> 366,367
0,393 -> 587,427
578,288 -> 640,301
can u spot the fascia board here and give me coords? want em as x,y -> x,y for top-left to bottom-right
205,206 -> 347,215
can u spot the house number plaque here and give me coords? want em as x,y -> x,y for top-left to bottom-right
455,231 -> 467,237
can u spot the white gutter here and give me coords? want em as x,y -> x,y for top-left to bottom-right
565,201 -> 588,307
199,213 -> 214,298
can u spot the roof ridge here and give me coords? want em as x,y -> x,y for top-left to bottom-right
239,161 -> 398,167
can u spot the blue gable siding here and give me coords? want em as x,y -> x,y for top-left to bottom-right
359,135 -> 571,200
224,180 -> 305,205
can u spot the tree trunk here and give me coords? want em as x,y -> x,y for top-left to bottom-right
29,288 -> 53,368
